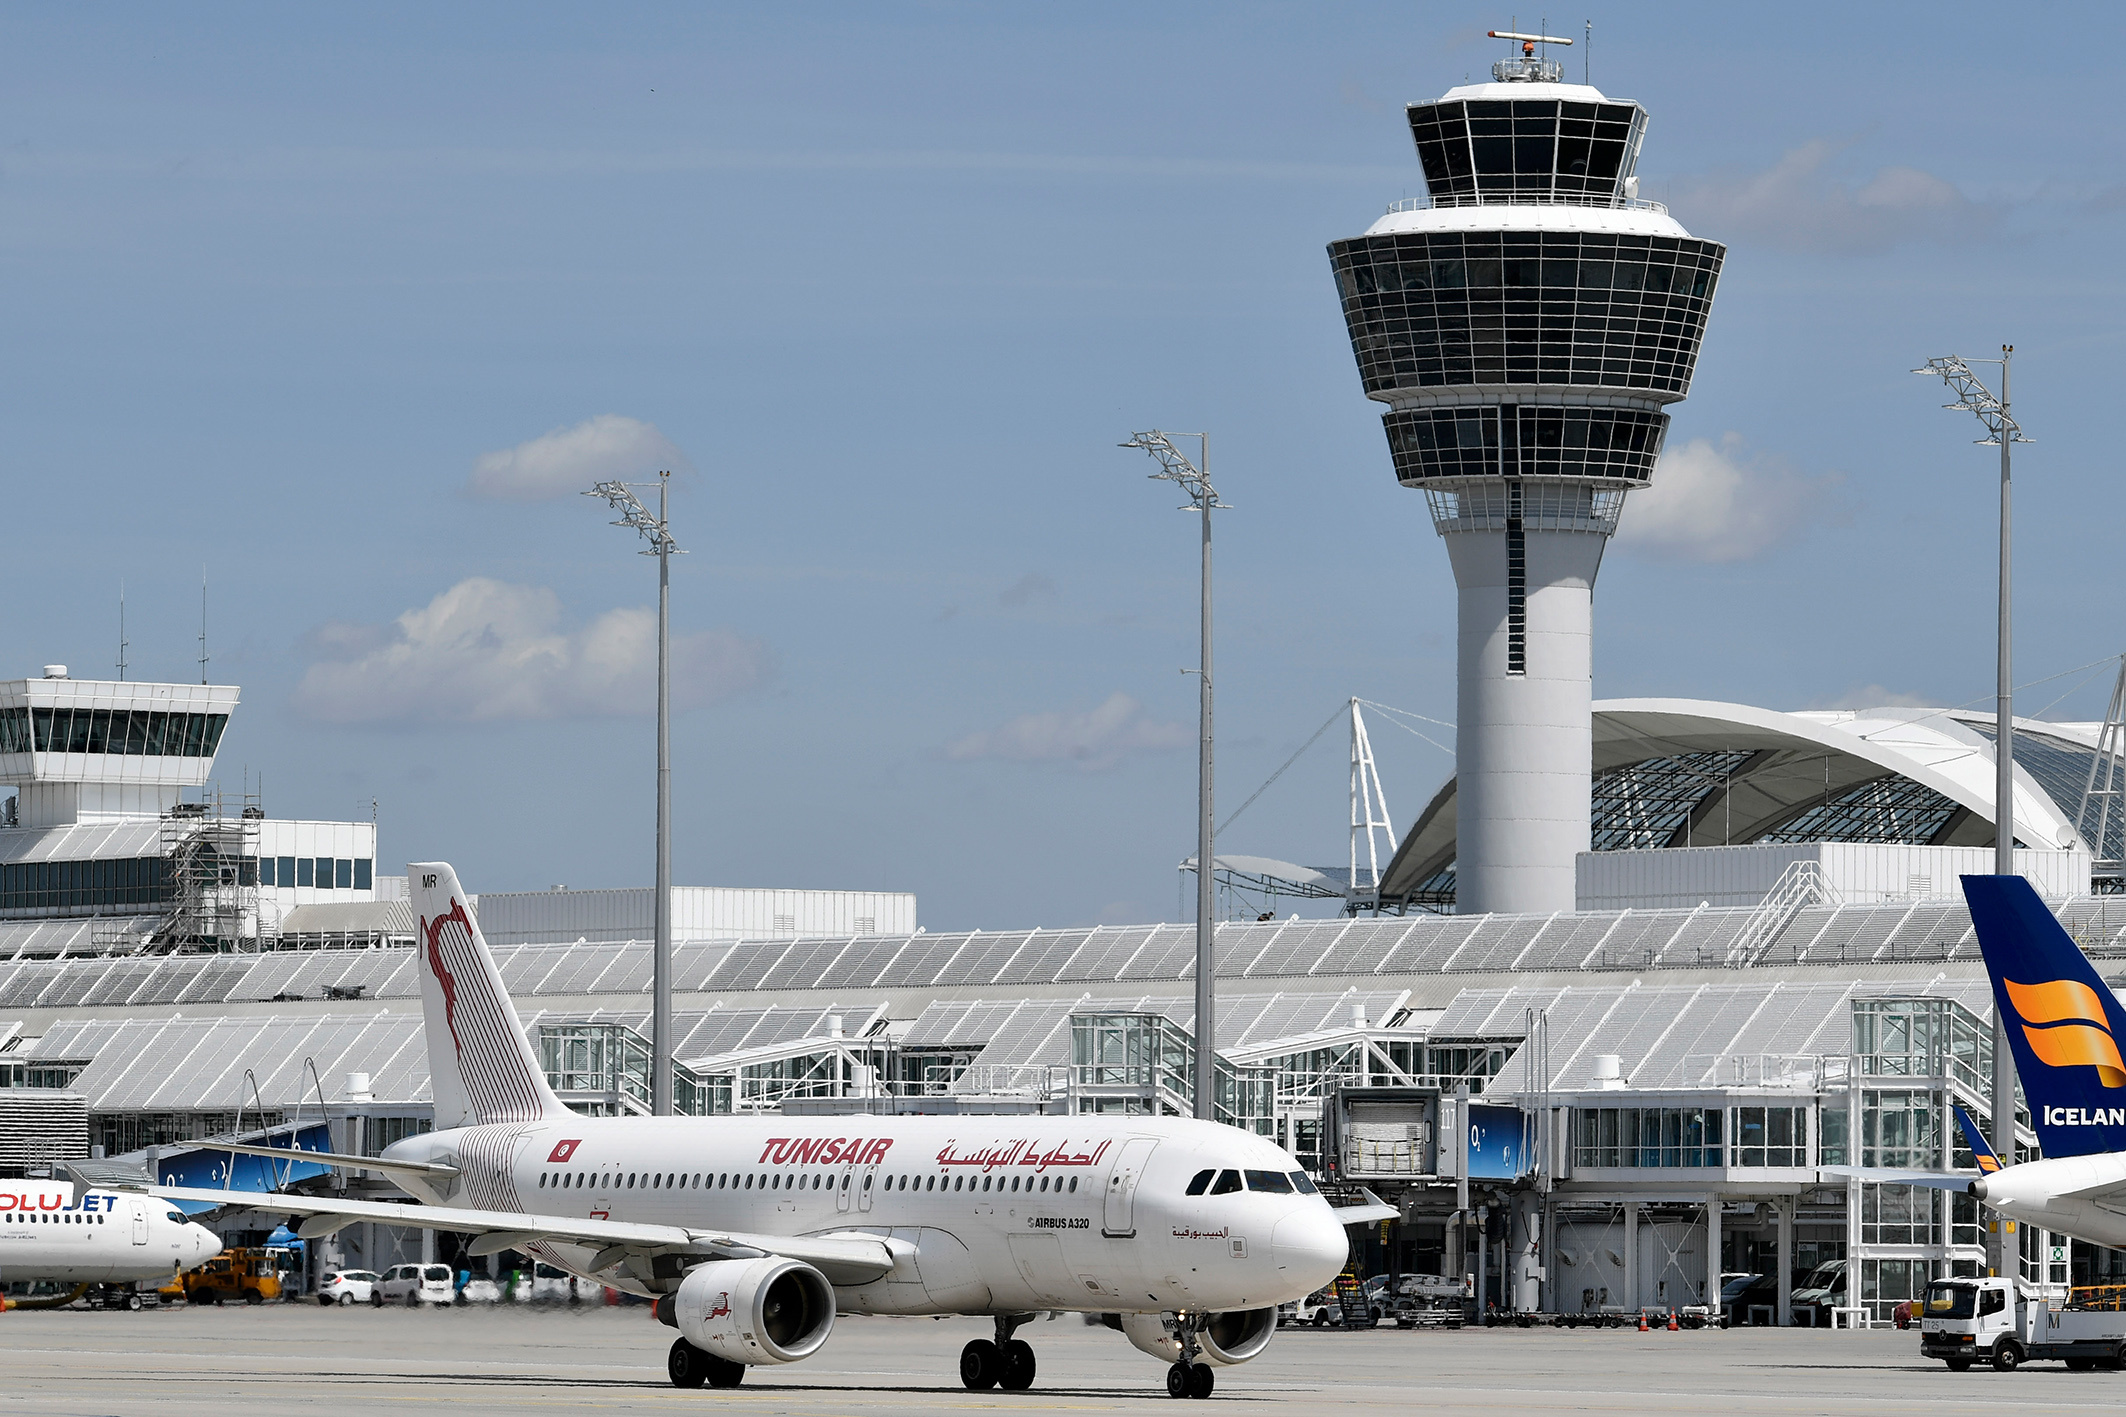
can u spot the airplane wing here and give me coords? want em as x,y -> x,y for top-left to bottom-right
151,1186 -> 895,1285
1818,1166 -> 1978,1192
169,1141 -> 459,1180
1329,1184 -> 1398,1224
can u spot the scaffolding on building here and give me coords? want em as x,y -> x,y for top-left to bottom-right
151,788 -> 265,953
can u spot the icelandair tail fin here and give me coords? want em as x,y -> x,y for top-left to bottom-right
410,862 -> 568,1128
1952,1103 -> 2004,1174
1963,873 -> 2126,1159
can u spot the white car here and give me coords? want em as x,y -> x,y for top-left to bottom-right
316,1269 -> 378,1307
513,1261 -> 586,1304
457,1276 -> 502,1304
373,1263 -> 455,1307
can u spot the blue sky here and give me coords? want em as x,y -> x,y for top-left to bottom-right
4,4 -> 2122,930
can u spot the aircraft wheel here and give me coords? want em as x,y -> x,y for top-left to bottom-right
1166,1362 -> 1191,1399
1992,1340 -> 2023,1373
960,1338 -> 1000,1390
1188,1364 -> 1215,1399
999,1338 -> 1036,1391
707,1355 -> 745,1389
668,1337 -> 709,1389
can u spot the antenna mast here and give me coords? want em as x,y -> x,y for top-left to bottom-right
198,572 -> 210,685
117,584 -> 129,682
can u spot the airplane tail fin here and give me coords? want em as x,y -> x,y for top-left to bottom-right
1962,873 -> 2126,1159
1952,1103 -> 2004,1174
409,861 -> 568,1128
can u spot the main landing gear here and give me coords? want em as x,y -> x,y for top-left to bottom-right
1165,1314 -> 1215,1400
667,1337 -> 745,1390
961,1314 -> 1037,1391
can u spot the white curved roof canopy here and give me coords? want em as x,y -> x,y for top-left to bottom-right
1378,698 -> 2101,906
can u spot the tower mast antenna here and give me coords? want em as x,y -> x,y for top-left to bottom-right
117,584 -> 129,682
198,571 -> 209,685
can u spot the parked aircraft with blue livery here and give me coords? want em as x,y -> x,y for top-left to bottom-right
1837,875 -> 2126,1253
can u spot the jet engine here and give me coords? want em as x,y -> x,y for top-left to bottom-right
1109,1308 -> 1276,1366
1198,1307 -> 1277,1365
658,1257 -> 835,1365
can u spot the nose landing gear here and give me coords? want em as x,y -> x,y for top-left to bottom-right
1164,1313 -> 1216,1399
961,1314 -> 1038,1391
1165,1361 -> 1215,1399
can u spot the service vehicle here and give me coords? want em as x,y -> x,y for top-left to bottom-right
1919,1276 -> 2126,1371
182,1246 -> 288,1305
1389,1274 -> 1466,1328
316,1268 -> 377,1306
375,1262 -> 454,1306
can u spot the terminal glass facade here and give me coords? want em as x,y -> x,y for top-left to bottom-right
1573,1104 -> 1724,1167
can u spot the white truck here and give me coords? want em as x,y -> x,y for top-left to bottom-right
1918,1276 -> 2126,1372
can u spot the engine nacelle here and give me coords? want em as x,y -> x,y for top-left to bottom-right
1198,1307 -> 1277,1365
659,1257 -> 834,1366
1109,1308 -> 1276,1367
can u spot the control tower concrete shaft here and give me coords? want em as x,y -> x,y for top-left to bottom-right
1328,50 -> 1724,915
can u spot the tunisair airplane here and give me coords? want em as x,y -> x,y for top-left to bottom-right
0,1180 -> 221,1307
158,862 -> 1375,1399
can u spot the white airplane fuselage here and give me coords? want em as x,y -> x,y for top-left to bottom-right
0,1182 -> 222,1284
1975,1153 -> 2126,1251
385,1113 -> 1349,1315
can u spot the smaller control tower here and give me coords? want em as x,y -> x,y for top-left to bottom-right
1327,31 -> 1726,915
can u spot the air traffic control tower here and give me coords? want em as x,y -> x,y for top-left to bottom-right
1328,32 -> 1726,915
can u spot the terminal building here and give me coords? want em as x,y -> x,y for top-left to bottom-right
8,39 -> 2126,1330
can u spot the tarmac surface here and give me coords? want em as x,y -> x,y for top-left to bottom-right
6,1303 -> 2126,1416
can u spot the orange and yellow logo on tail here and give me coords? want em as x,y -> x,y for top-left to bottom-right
2007,978 -> 2126,1088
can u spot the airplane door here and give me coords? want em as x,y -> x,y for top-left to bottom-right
1102,1138 -> 1159,1238
856,1160 -> 881,1213
131,1199 -> 148,1246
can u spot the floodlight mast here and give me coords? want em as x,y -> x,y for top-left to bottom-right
1915,346 -> 2029,1271
585,471 -> 686,1116
1123,430 -> 1225,1122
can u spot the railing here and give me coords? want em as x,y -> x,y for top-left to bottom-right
1385,192 -> 1669,216
1679,1053 -> 1843,1089
1726,860 -> 1839,968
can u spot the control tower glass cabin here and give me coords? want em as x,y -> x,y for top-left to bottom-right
1327,50 -> 1725,915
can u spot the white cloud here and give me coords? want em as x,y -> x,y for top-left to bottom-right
1613,434 -> 1844,564
1809,685 -> 1936,711
945,692 -> 1190,772
466,414 -> 690,501
293,577 -> 768,724
1672,140 -> 1999,254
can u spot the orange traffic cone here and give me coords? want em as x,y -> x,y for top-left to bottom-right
1637,1310 -> 1648,1331
1666,1310 -> 1679,1332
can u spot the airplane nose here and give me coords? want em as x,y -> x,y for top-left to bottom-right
1272,1209 -> 1349,1291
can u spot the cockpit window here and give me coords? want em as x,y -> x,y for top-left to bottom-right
1185,1169 -> 1215,1196
1208,1169 -> 1243,1195
1244,1169 -> 1293,1194
166,1212 -> 186,1223
1289,1171 -> 1319,1194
